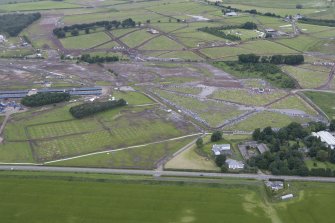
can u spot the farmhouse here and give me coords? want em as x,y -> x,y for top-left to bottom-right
312,131 -> 335,149
226,159 -> 244,169
212,144 -> 231,155
265,181 -> 284,191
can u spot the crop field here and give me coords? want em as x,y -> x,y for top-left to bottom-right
48,136 -> 196,169
1,172 -> 335,223
0,1 -> 83,12
282,66 -> 329,88
225,111 -> 311,132
120,29 -> 154,48
210,89 -> 288,106
304,91 -> 335,119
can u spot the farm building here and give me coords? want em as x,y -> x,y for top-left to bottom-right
0,35 -> 5,43
147,29 -> 159,34
225,12 -> 238,16
226,159 -> 244,169
212,144 -> 231,155
265,28 -> 276,33
281,194 -> 293,200
265,181 -> 284,191
312,131 -> 335,149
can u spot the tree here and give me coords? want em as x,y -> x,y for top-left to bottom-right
71,29 -> 79,36
252,128 -> 261,141
211,131 -> 223,142
146,19 -> 151,24
196,138 -> 203,148
296,4 -> 303,9
316,150 -> 328,162
215,154 -> 226,167
85,28 -> 90,34
330,120 -> 335,131
221,163 -> 229,172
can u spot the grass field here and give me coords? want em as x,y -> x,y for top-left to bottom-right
60,32 -> 111,49
154,89 -> 244,127
210,89 -> 287,106
225,111 -> 311,132
269,95 -> 317,115
1,1 -> 83,11
304,91 -> 335,119
0,102 -> 195,163
48,136 -> 196,169
282,66 -> 329,88
1,172 -> 335,222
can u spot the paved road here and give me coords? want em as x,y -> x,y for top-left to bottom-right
2,165 -> 335,183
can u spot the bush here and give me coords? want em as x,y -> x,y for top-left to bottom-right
21,92 -> 70,107
211,131 -> 223,142
69,99 -> 127,118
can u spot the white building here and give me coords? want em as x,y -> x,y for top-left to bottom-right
0,35 -> 5,43
147,29 -> 159,34
281,194 -> 293,200
312,131 -> 335,149
225,12 -> 238,16
226,158 -> 244,169
212,144 -> 231,155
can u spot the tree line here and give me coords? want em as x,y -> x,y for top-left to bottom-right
79,54 -> 119,64
198,22 -> 258,41
0,13 -> 41,37
53,18 -> 136,38
21,92 -> 70,107
299,18 -> 335,27
238,54 -> 304,65
211,3 -> 281,18
250,121 -> 335,176
69,99 -> 127,118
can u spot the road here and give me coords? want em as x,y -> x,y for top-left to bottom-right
2,165 -> 335,183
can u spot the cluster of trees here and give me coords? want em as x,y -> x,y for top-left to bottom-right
250,122 -> 335,176
69,99 -> 127,118
0,13 -> 41,37
215,4 -> 281,18
299,18 -> 335,27
53,18 -> 136,38
21,92 -> 70,107
221,61 -> 296,88
79,54 -> 119,64
238,54 -> 304,65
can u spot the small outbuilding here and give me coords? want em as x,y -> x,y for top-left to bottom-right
281,194 -> 293,200
225,12 -> 238,16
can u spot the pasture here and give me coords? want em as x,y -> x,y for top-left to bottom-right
282,66 -> 329,88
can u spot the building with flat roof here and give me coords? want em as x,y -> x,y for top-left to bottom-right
212,144 -> 231,156
312,131 -> 335,149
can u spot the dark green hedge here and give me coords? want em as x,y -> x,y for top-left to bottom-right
69,99 -> 127,118
21,92 -> 70,107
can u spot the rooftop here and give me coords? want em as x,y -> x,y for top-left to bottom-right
312,131 -> 335,149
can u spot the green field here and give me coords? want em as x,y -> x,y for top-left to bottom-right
282,66 -> 329,88
1,172 -> 335,222
270,95 -> 317,115
304,91 -> 335,119
0,101 -> 195,163
210,89 -> 287,106
60,32 -> 111,49
225,111 -> 311,131
48,136 -> 196,169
